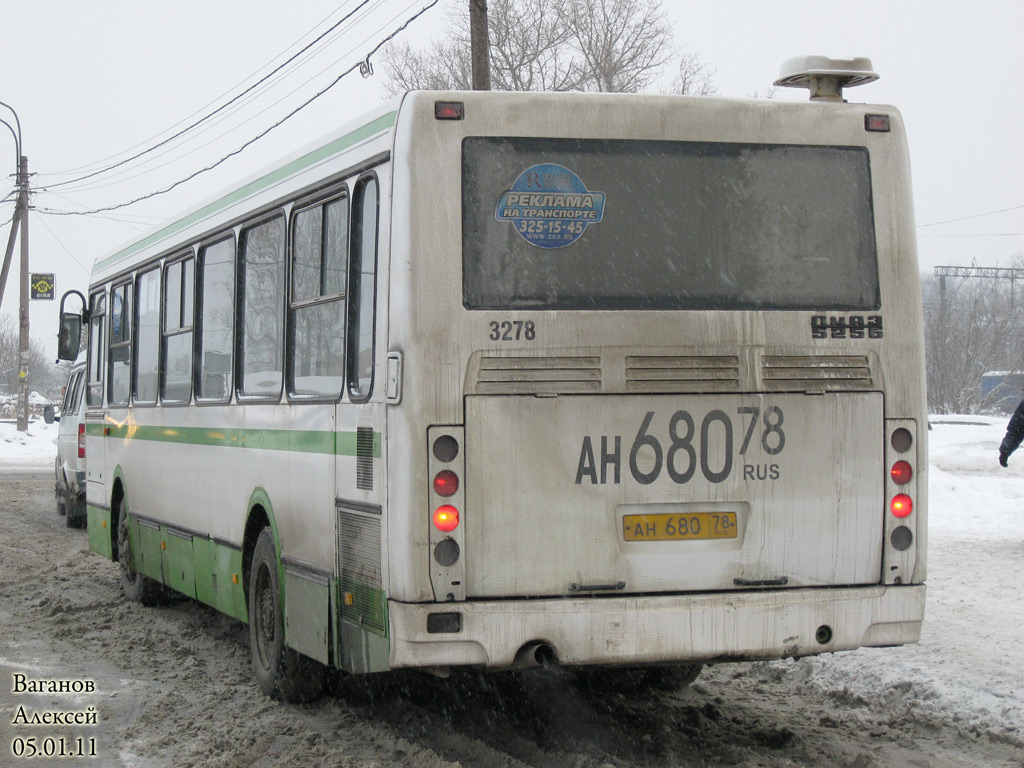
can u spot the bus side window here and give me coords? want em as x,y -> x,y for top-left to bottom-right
86,291 -> 106,408
162,255 -> 194,404
238,215 -> 286,400
134,267 -> 160,404
197,237 -> 235,402
347,175 -> 379,402
108,282 -> 132,407
289,192 -> 348,400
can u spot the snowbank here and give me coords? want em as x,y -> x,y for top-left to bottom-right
0,419 -> 57,472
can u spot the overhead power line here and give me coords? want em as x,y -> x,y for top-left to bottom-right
42,0 -> 392,196
918,203 -> 1024,228
36,0 -> 440,218
43,4 -> 360,178
35,0 -> 376,192
919,233 -> 1022,239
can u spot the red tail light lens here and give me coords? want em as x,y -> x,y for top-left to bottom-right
78,423 -> 86,459
890,494 -> 912,518
434,101 -> 464,120
433,505 -> 459,532
890,460 -> 912,485
433,470 -> 459,497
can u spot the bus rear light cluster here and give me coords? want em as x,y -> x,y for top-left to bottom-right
888,428 -> 913,524
78,423 -> 86,459
428,428 -> 466,595
885,424 -> 919,561
888,427 -> 914,520
432,435 -> 462,534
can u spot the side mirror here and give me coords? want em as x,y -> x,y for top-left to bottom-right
57,312 -> 82,362
56,290 -> 87,362
43,404 -> 58,424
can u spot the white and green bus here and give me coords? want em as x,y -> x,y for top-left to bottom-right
58,57 -> 927,701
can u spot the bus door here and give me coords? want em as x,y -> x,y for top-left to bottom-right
84,290 -> 107,519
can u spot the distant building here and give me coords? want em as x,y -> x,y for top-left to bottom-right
982,372 -> 1024,413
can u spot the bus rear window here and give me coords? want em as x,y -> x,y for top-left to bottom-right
462,137 -> 879,311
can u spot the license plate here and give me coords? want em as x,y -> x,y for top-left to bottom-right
622,512 -> 739,542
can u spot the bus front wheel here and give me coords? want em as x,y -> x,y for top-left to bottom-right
248,527 -> 326,702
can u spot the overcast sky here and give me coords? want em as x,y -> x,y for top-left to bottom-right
1,0 -> 1022,354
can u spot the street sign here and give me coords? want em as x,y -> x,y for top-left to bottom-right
30,273 -> 55,300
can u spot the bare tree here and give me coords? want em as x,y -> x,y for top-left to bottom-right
379,39 -> 472,95
380,0 -> 706,96
0,315 -> 69,405
560,0 -> 674,93
667,51 -> 716,96
923,258 -> 1024,414
488,0 -> 585,91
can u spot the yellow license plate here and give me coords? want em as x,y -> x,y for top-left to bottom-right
622,512 -> 738,542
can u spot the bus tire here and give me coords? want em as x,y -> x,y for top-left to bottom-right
248,527 -> 326,703
69,494 -> 87,529
116,495 -> 163,606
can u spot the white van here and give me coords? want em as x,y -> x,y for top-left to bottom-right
47,362 -> 87,527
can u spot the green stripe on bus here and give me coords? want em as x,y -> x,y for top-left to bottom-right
94,111 -> 397,274
86,423 -> 381,458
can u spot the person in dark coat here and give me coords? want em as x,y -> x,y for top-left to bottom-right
998,397 -> 1024,466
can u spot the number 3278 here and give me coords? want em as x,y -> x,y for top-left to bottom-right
489,320 -> 536,341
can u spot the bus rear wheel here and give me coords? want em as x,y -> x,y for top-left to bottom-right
116,495 -> 163,605
248,527 -> 326,702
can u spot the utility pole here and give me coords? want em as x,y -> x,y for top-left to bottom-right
0,153 -> 21,314
16,154 -> 29,432
469,0 -> 491,90
0,101 -> 29,431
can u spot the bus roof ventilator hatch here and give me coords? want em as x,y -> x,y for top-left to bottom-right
774,55 -> 879,101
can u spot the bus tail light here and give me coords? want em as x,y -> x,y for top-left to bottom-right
890,493 -> 912,518
890,460 -> 912,485
434,101 -> 464,120
433,470 -> 459,497
433,505 -> 460,532
78,423 -> 86,459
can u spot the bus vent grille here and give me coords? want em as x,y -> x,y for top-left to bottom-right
476,356 -> 601,394
762,355 -> 873,391
356,427 -> 374,490
626,356 -> 740,392
338,507 -> 385,634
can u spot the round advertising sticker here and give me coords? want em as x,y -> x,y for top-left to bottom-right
495,163 -> 605,249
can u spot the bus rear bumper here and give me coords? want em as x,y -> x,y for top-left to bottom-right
388,585 -> 926,670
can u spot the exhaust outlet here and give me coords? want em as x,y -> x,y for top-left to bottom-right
533,644 -> 558,667
512,642 -> 559,669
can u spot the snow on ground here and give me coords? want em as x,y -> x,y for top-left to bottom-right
0,418 -> 57,472
2,414 -> 1023,750
767,414 -> 1024,747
